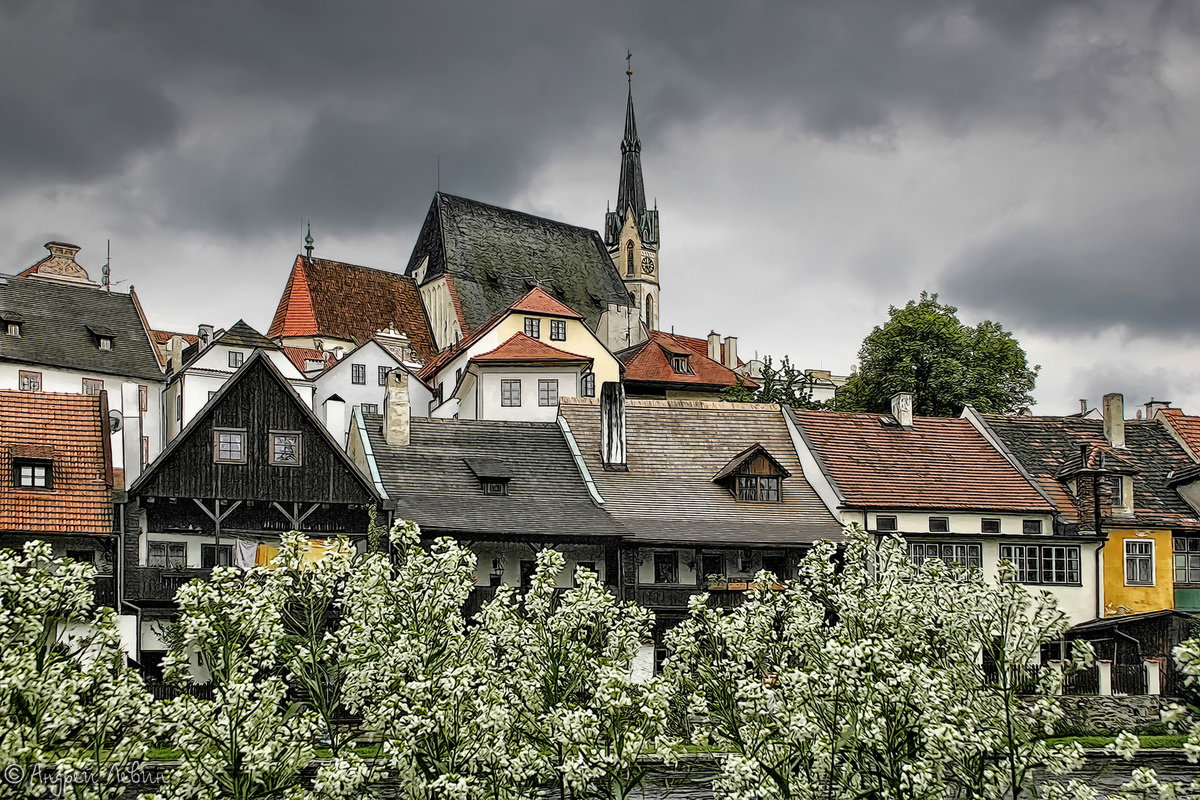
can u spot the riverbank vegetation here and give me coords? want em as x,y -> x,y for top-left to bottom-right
1,524 -> 1197,799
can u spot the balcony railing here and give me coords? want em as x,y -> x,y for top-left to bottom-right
634,585 -> 750,610
127,567 -> 212,602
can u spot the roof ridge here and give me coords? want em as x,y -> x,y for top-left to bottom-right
435,192 -> 603,237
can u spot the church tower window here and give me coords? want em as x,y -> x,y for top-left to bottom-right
626,241 -> 634,276
645,295 -> 655,331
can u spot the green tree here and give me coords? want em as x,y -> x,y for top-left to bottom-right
723,355 -> 827,410
836,292 -> 1038,417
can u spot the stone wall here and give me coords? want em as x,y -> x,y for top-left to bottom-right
1057,695 -> 1174,733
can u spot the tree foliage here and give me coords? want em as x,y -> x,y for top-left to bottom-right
723,356 -> 827,410
836,292 -> 1039,417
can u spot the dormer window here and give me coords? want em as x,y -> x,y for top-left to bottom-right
6,322 -> 20,337
712,444 -> 791,503
14,459 -> 51,490
86,324 -> 115,351
464,456 -> 513,497
671,355 -> 693,374
524,317 -> 541,339
550,319 -> 566,341
1,310 -> 23,337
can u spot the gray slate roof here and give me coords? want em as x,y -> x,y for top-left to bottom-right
364,414 -> 625,540
404,193 -> 633,331
0,275 -> 163,382
558,398 -> 844,546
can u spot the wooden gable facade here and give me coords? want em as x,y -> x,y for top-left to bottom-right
122,352 -> 381,604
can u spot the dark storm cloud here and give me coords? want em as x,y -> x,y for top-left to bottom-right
941,188 -> 1200,339
2,0 -> 1190,237
0,2 -> 180,183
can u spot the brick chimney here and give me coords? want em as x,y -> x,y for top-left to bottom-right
600,381 -> 627,471
384,370 -> 410,447
891,392 -> 914,427
723,336 -> 738,369
1073,445 -> 1113,531
1103,393 -> 1125,449
707,332 -> 721,361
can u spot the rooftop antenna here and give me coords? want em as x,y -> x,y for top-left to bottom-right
101,239 -> 111,291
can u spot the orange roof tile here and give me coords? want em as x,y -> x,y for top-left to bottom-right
619,331 -> 756,391
790,409 -> 1054,512
509,286 -> 585,319
150,329 -> 199,345
267,255 -> 435,361
0,391 -> 113,535
1160,412 -> 1200,461
282,346 -> 337,374
665,331 -> 744,366
472,333 -> 592,364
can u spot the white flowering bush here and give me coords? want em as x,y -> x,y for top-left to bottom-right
473,550 -> 675,800
0,541 -> 155,800
155,557 -> 319,800
662,526 -> 1096,800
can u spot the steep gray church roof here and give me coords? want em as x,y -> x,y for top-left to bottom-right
403,193 -> 633,332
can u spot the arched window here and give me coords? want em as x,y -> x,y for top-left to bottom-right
626,241 -> 634,276
645,295 -> 655,330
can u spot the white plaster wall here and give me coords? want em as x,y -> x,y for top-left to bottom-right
169,348 -> 314,438
857,510 -> 1056,536
0,363 -> 165,473
469,542 -> 607,588
475,367 -> 581,422
314,343 -> 433,443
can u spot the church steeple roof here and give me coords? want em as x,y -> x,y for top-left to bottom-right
606,58 -> 658,247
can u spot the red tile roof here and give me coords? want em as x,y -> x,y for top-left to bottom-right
267,255 -> 435,361
619,331 -> 756,391
281,346 -> 337,374
417,286 -> 592,381
150,329 -> 199,346
509,286 -> 585,319
472,333 -> 592,365
1159,412 -> 1200,460
790,409 -> 1054,512
0,391 -> 113,535
666,331 -> 743,366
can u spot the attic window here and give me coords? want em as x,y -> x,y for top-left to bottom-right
86,324 -> 115,351
213,428 -> 247,464
6,322 -> 20,337
712,444 -> 791,503
524,318 -> 541,339
1,310 -> 24,337
464,456 -> 513,497
98,337 -> 113,351
482,480 -> 509,496
229,351 -> 244,369
671,355 -> 693,375
269,431 -> 302,467
14,459 -> 51,490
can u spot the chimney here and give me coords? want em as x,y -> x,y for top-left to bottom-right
1144,399 -> 1171,419
600,381 -> 627,471
197,324 -> 215,350
1103,393 -> 1125,449
333,345 -> 346,360
890,392 -> 914,427
323,394 -> 346,444
120,382 -> 144,481
384,370 -> 410,447
707,332 -> 721,361
1079,399 -> 1088,414
167,335 -> 187,373
723,336 -> 738,369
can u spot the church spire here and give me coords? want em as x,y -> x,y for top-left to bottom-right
611,51 -> 648,244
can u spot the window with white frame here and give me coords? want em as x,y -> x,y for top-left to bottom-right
14,459 -> 50,489
1125,540 -> 1154,585
538,379 -> 559,407
82,377 -> 104,396
98,336 -> 113,351
501,379 -> 521,407
908,542 -> 982,569
19,370 -> 41,392
999,544 -> 1081,584
981,518 -> 1001,534
1022,519 -> 1043,535
5,322 -> 20,336
1174,537 -> 1200,584
360,403 -> 379,415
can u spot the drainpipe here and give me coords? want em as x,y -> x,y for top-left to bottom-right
1095,539 -> 1105,619
1093,466 -> 1105,620
117,502 -> 125,608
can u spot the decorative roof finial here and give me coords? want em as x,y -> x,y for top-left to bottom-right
304,222 -> 314,257
626,50 -> 633,84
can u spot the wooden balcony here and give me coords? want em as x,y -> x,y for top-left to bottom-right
127,567 -> 212,602
634,585 -> 749,611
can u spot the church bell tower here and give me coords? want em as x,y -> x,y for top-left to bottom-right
604,55 -> 660,332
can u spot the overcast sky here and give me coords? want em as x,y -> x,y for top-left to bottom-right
3,0 -> 1199,415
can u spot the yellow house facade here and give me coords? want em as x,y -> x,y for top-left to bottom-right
1102,527 -> 1175,616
